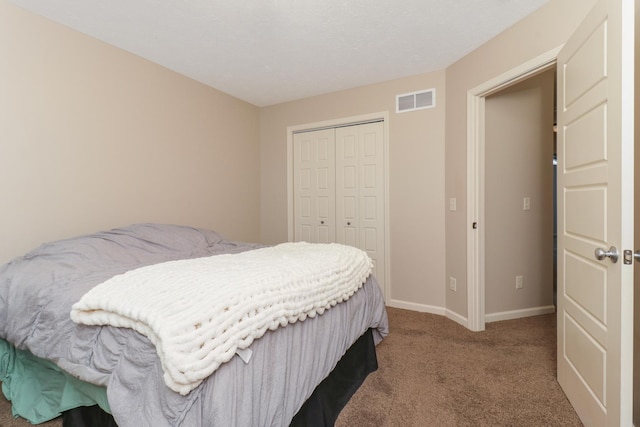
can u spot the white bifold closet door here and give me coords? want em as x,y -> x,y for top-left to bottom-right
293,128 -> 336,244
293,121 -> 385,290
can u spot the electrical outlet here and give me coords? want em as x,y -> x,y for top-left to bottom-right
449,277 -> 457,292
516,275 -> 524,289
523,197 -> 531,211
449,198 -> 457,211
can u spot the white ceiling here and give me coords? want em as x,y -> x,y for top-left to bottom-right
10,0 -> 549,107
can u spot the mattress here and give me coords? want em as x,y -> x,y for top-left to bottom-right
0,224 -> 388,426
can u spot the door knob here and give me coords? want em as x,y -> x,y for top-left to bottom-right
594,246 -> 619,263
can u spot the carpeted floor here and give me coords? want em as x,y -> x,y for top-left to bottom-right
1,307 -> 581,426
336,308 -> 581,426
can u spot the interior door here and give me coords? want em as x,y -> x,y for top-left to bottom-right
335,125 -> 359,248
293,129 -> 336,243
335,122 -> 386,288
556,0 -> 634,425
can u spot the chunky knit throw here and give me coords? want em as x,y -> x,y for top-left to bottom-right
70,242 -> 372,395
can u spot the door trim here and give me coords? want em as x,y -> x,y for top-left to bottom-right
466,47 -> 561,331
286,111 -> 391,303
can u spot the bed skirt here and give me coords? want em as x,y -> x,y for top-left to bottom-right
62,328 -> 378,427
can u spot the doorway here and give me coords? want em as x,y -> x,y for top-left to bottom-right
291,121 -> 387,292
466,47 -> 560,332
483,69 -> 556,322
286,112 -> 391,303
468,3 -> 635,422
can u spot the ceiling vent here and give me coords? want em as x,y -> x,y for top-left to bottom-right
396,88 -> 436,113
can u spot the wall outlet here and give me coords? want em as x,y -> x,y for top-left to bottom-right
523,197 -> 531,211
516,275 -> 524,289
449,198 -> 457,211
449,277 -> 457,292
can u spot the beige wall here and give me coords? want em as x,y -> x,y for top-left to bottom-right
260,72 -> 447,310
445,0 -> 598,318
484,70 -> 555,316
0,1 -> 261,264
2,0 -> 606,320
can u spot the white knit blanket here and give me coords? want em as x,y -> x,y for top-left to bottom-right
70,242 -> 372,395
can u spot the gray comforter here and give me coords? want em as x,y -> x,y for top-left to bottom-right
0,224 -> 388,426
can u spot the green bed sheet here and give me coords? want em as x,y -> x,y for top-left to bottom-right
0,338 -> 110,424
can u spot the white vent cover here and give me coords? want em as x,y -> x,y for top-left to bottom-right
396,88 -> 436,113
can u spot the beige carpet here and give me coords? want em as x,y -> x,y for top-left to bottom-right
1,307 -> 581,426
336,308 -> 581,426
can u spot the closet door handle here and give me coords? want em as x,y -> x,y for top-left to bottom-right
347,222 -> 351,226
320,221 -> 325,225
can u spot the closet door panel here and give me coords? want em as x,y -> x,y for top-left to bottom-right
341,195 -> 358,246
298,224 -> 312,242
294,121 -> 385,293
293,129 -> 335,243
316,195 -> 332,243
336,127 -> 359,246
364,226 -> 380,278
358,122 -> 385,290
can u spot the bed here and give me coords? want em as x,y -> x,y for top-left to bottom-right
0,223 -> 388,426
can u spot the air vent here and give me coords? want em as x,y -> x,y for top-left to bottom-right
396,88 -> 436,113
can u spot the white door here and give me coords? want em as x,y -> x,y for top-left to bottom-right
335,122 -> 386,287
293,121 -> 387,292
335,125 -> 359,248
293,129 -> 335,243
556,0 -> 634,425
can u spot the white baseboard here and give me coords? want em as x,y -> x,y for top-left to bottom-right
387,299 -> 446,316
386,300 -> 554,328
387,300 -> 469,329
485,305 -> 556,323
445,309 -> 468,328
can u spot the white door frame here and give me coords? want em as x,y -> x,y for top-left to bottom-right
466,47 -> 561,332
286,111 -> 391,303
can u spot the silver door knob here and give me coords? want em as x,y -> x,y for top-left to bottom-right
594,246 -> 619,263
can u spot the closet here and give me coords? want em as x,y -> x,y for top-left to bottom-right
292,121 -> 386,290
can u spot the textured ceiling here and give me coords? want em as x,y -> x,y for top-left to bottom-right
10,0 -> 548,107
